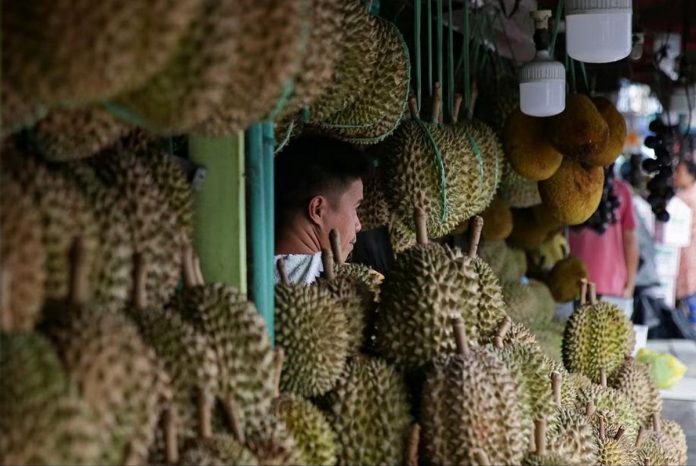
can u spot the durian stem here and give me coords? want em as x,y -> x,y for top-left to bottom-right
472,448 -> 491,466
182,243 -> 198,289
453,93 -> 463,123
329,230 -> 345,265
635,426 -> 645,447
585,401 -> 595,417
535,418 -> 547,456
495,316 -> 512,342
468,216 -> 484,257
276,258 -> 290,286
225,397 -> 246,444
589,283 -> 597,305
408,96 -> 419,120
414,207 -> 429,245
273,347 -> 285,398
599,416 -> 606,439
0,265 -> 11,332
451,317 -> 469,355
600,368 -> 607,388
406,423 -> 421,466
493,336 -> 504,349
614,426 -> 626,441
321,249 -> 336,281
579,279 -> 588,306
551,371 -> 562,405
193,254 -> 205,286
164,406 -> 179,464
652,414 -> 661,433
123,443 -> 140,466
133,253 -> 148,311
68,237 -> 89,306
432,82 -> 442,123
198,389 -> 213,440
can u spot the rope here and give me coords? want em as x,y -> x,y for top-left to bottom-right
415,118 -> 449,221
466,132 -> 484,188
463,0 -> 471,117
437,0 -> 444,95
415,0 -> 422,111
274,120 -> 295,154
268,79 -> 295,121
580,61 -> 589,93
427,0 -> 433,97
447,0 -> 455,122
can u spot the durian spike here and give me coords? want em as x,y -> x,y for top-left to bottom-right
321,248 -> 336,281
193,255 -> 205,286
599,416 -> 606,439
406,423 -> 421,466
408,96 -> 419,120
472,448 -> 491,466
614,426 -> 626,441
535,418 -> 547,456
198,389 -> 213,439
273,347 -> 285,398
600,367 -> 607,388
589,282 -> 598,305
468,216 -> 484,257
133,253 -> 148,311
276,258 -> 290,286
432,82 -> 442,123
551,371 -> 562,405
414,206 -> 429,246
224,397 -> 246,444
652,414 -> 661,433
451,316 -> 469,356
164,406 -> 179,464
635,426 -> 645,447
579,279 -> 588,306
68,237 -> 89,306
0,265 -> 12,331
182,243 -> 197,288
585,401 -> 595,417
329,229 -> 345,265
453,93 -> 463,124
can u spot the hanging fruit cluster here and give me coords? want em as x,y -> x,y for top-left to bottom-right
642,120 -> 678,221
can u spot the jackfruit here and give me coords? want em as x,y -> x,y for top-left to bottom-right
547,94 -> 609,160
587,97 -> 626,167
546,257 -> 588,302
539,157 -> 604,225
480,197 -> 513,240
503,109 -> 563,181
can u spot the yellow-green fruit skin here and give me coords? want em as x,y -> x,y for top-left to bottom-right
608,357 -> 662,426
546,257 -> 588,302
481,197 -> 513,241
547,94 -> 609,160
503,109 -> 563,181
661,419 -> 688,466
587,97 -> 627,167
547,407 -> 598,465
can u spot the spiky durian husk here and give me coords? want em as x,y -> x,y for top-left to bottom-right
421,348 -> 527,465
3,150 -> 100,302
574,384 -> 639,441
274,394 -> 337,466
194,0 -> 306,135
245,416 -> 305,466
387,214 -> 417,254
499,160 -> 542,208
473,77 -> 519,134
2,0 -> 200,105
34,106 -> 132,161
0,82 -> 46,137
472,257 -> 508,339
0,178 -> 46,330
322,356 -> 412,466
523,450 -> 574,466
547,407 -> 598,465
173,283 -> 276,432
275,283 -> 350,397
375,244 -> 480,371
90,147 -> 183,308
637,430 -> 680,466
358,170 -> 391,230
596,435 -> 639,466
662,420 -> 688,466
502,281 -> 549,330
180,435 -> 259,466
562,301 -> 635,383
608,357 -> 662,426
115,0 -> 240,134
308,0 -> 378,122
41,306 -> 162,464
316,18 -> 410,144
315,276 -> 367,354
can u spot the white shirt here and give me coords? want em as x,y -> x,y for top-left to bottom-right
274,253 -> 323,285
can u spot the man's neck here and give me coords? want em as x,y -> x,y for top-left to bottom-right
276,224 -> 322,256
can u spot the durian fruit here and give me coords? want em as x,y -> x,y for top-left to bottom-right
499,161 -> 542,208
480,197 -> 513,241
274,394 -> 337,466
33,106 -> 133,161
244,415 -> 305,466
357,169 -> 390,230
608,356 -> 662,426
546,257 -> 588,302
180,435 -> 259,465
661,419 -> 688,466
594,417 -> 640,466
420,318 -> 527,465
586,97 -> 627,167
503,109 -> 563,181
522,419 -> 574,466
547,407 -> 598,465
2,0 -> 201,105
90,144 -> 183,308
194,0 -> 307,135
2,149 -> 100,303
479,240 -> 527,283
575,383 -> 640,441
322,355 -> 413,466
547,94 -> 609,160
562,282 -> 635,383
538,157 -> 604,225
508,208 -> 557,249
0,82 -> 46,137
374,209 -> 480,371
307,0 -> 379,122
636,420 -> 682,466
473,76 -> 520,133
0,177 -> 46,331
275,258 -> 351,397
502,280 -> 554,331
317,17 -> 410,144
114,0 -> 243,134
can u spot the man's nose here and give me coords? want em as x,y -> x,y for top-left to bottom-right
355,217 -> 362,233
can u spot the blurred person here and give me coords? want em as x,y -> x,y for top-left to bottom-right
674,158 -> 696,326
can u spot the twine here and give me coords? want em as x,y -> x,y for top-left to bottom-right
415,118 -> 448,221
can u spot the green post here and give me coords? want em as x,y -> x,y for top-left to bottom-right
188,134 -> 247,293
262,121 -> 275,339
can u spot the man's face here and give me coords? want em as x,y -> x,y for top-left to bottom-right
322,179 -> 363,260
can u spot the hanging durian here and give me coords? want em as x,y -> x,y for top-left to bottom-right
499,161 -> 542,208
503,109 -> 563,181
547,94 -> 609,160
358,169 -> 391,230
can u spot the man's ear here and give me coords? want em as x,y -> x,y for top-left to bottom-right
307,195 -> 326,226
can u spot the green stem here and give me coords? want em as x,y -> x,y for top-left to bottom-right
415,0 -> 422,111
463,0 -> 471,117
437,0 -> 443,98
549,0 -> 564,57
579,61 -> 589,93
427,0 -> 433,97
447,0 -> 455,122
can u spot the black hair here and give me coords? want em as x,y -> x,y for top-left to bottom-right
683,159 -> 696,178
274,135 -> 372,230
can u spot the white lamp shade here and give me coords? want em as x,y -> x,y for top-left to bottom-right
566,0 -> 632,63
520,81 -> 566,117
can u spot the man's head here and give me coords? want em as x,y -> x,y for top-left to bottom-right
275,135 -> 372,260
674,159 -> 696,189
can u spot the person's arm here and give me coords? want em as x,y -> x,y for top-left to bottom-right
623,229 -> 639,298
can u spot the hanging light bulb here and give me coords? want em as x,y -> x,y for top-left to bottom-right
519,10 -> 566,117
566,0 -> 632,63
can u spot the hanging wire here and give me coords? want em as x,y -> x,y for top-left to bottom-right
427,0 -> 433,97
415,0 -> 422,110
549,0 -> 564,57
415,118 -> 449,221
437,0 -> 444,109
569,57 -> 577,93
579,61 -> 590,93
447,0 -> 455,121
462,0 -> 471,117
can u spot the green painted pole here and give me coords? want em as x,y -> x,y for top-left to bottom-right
262,121 -> 275,340
188,134 -> 247,293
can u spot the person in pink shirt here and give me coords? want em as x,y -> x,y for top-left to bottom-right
569,173 -> 640,317
674,159 -> 696,326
